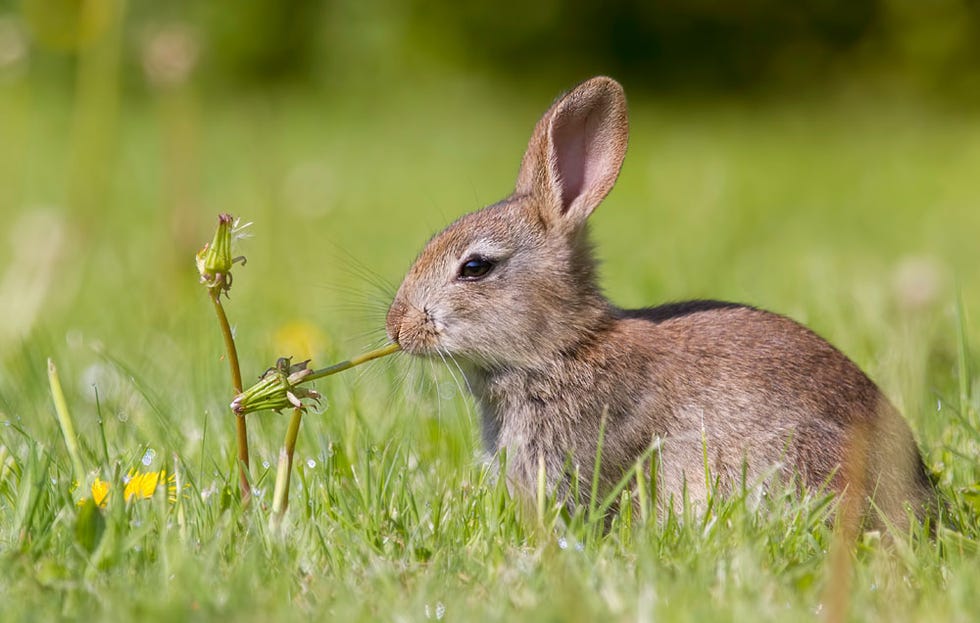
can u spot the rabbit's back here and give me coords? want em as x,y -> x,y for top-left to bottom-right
474,301 -> 934,527
622,302 -> 933,524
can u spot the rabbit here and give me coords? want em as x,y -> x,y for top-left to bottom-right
385,76 -> 936,530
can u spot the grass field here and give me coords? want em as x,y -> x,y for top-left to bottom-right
1,78 -> 979,621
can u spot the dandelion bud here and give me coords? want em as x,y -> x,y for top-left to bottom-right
196,213 -> 247,295
230,358 -> 322,416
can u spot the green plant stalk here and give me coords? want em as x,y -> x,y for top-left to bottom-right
305,343 -> 401,382
209,290 -> 251,501
271,407 -> 304,517
588,410 -> 607,520
47,358 -> 85,485
68,0 -> 125,220
536,453 -> 547,528
635,457 -> 648,524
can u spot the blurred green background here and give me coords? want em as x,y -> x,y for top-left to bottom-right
1,0 -> 979,458
1,2 -> 979,620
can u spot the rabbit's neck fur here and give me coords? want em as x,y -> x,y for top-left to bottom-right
465,302 -> 655,492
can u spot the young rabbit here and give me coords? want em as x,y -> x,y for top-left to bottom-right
386,76 -> 935,529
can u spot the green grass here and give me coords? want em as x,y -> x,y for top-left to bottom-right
1,77 -> 979,621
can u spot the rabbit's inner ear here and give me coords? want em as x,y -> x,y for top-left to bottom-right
552,113 -> 588,209
543,77 -> 629,229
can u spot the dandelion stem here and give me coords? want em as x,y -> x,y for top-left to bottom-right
47,358 -> 86,485
271,407 -> 304,519
209,290 -> 250,501
306,343 -> 401,382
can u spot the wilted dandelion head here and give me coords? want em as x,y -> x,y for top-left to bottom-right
141,23 -> 199,89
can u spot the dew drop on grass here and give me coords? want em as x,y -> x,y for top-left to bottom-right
142,448 -> 156,466
425,603 -> 445,620
306,458 -> 316,469
262,460 -> 270,469
557,537 -> 568,550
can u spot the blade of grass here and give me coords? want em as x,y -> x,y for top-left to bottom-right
47,358 -> 85,485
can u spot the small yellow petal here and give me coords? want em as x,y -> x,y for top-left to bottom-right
91,478 -> 110,508
123,470 -> 166,501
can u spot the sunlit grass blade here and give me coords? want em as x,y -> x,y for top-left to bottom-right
47,358 -> 85,486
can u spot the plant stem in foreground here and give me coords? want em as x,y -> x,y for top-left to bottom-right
306,343 -> 401,382
47,358 -> 86,486
209,290 -> 250,501
271,407 -> 304,519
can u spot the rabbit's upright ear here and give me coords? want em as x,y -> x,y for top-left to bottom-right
515,76 -> 628,231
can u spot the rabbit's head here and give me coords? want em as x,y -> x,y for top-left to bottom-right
386,77 -> 629,369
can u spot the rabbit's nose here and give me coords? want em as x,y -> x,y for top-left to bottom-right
386,298 -> 407,344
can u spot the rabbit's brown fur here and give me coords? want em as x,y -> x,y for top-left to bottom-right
386,77 -> 935,528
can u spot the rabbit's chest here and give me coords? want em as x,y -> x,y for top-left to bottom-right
472,367 -> 622,455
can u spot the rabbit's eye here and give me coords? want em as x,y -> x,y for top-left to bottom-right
458,256 -> 495,280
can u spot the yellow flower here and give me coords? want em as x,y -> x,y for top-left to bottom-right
81,470 -> 177,507
124,470 -> 169,501
90,478 -> 111,507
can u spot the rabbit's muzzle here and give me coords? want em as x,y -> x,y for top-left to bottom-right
386,298 -> 439,355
